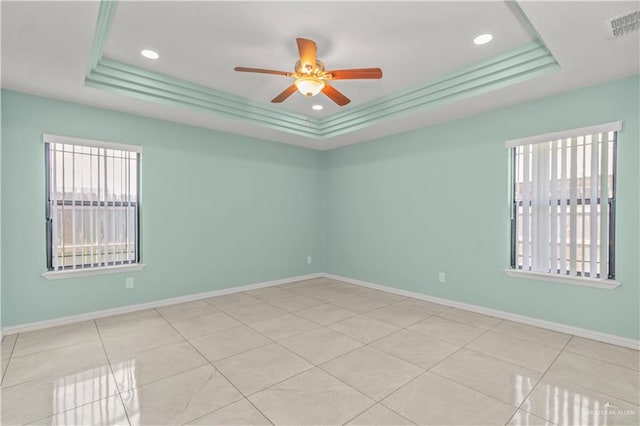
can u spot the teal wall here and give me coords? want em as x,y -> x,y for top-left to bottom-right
325,75 -> 640,340
2,76 -> 638,340
1,90 -> 325,327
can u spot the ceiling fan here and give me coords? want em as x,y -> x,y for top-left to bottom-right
234,38 -> 383,106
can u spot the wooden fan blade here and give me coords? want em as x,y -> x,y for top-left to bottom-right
234,67 -> 291,77
322,84 -> 350,106
296,38 -> 317,71
325,68 -> 383,80
271,84 -> 298,103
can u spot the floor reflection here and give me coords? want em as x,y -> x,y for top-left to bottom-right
50,364 -> 129,425
522,381 -> 638,426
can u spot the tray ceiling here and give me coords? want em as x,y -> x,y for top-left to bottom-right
2,1 -> 638,150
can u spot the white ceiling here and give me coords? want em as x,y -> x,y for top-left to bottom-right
2,1 -> 639,150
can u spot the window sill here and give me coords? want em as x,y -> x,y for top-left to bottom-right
42,264 -> 146,280
503,268 -> 620,290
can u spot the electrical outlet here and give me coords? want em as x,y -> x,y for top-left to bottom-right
438,272 -> 446,283
307,256 -> 312,264
125,277 -> 134,289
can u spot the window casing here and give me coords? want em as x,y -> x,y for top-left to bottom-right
44,134 -> 142,272
507,122 -> 619,282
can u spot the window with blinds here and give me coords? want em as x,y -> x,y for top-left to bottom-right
44,134 -> 142,271
507,122 -> 620,281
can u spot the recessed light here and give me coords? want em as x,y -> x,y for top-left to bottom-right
140,49 -> 159,60
312,104 -> 323,111
473,34 -> 493,45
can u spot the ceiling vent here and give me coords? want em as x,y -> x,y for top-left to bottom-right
605,9 -> 639,39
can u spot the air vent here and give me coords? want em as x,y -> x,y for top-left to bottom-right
605,9 -> 640,39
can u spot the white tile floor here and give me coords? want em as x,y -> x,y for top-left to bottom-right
1,277 -> 638,425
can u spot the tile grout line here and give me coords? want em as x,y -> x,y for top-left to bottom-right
521,335 -> 640,409
201,288 -> 392,423
239,282 -> 521,422
503,335 -> 574,425
363,321 -> 505,419
93,319 -> 134,426
154,306 -> 276,426
0,333 -> 19,385
260,288 -> 482,423
7,279 -> 636,425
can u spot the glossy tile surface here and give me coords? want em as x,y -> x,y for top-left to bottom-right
295,303 -> 357,325
507,410 -> 557,426
2,366 -> 118,425
29,395 -> 129,426
522,377 -> 639,425
321,346 -> 424,400
121,365 -> 243,425
248,313 -> 318,341
327,314 -> 399,343
279,327 -> 363,364
407,315 -> 486,346
11,321 -> 99,357
205,293 -> 261,311
100,322 -> 184,360
565,336 -> 640,370
110,341 -> 207,391
3,340 -> 109,387
189,325 -> 270,362
346,404 -> 414,425
371,329 -> 459,368
467,331 -> 561,372
492,320 -> 571,349
95,309 -> 167,337
3,279 -> 638,426
392,299 -> 448,315
546,351 -> 640,405
1,333 -> 17,380
438,307 -> 502,329
249,367 -> 373,425
365,304 -> 431,327
155,299 -> 218,322
381,371 -> 516,425
170,310 -> 242,339
214,343 -> 312,395
431,348 -> 542,406
265,293 -> 323,312
224,302 -> 288,324
186,398 -> 271,425
330,295 -> 388,313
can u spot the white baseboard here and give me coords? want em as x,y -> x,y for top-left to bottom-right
2,273 -> 322,335
323,273 -> 640,350
4,271 -> 638,351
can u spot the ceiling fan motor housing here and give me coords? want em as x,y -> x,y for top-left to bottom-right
295,60 -> 325,77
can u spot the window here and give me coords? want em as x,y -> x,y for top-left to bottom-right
506,122 -> 620,287
43,134 -> 142,277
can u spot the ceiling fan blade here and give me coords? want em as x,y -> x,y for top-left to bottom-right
322,84 -> 351,106
271,84 -> 298,103
234,67 -> 291,76
325,68 -> 383,80
296,38 -> 317,72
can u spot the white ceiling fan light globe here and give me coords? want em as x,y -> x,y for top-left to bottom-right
295,77 -> 325,97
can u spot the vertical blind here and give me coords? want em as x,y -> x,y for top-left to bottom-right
44,134 -> 142,271
506,122 -> 620,280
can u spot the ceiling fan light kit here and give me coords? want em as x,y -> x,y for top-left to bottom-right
234,37 -> 383,107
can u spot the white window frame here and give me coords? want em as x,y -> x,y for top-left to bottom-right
41,134 -> 145,279
504,122 -> 621,290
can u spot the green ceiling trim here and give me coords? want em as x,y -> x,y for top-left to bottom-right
86,0 -> 559,140
87,58 -> 323,137
87,0 -> 118,75
318,40 -> 559,138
